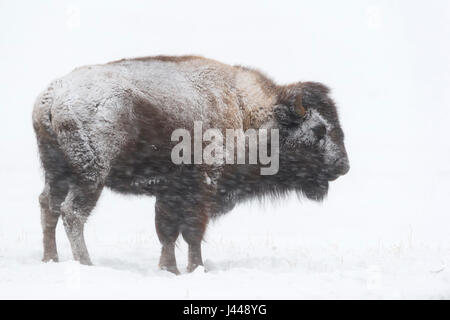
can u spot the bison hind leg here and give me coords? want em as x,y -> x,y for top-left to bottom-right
40,181 -> 67,263
38,140 -> 71,263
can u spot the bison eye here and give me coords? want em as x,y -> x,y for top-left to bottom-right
312,124 -> 326,140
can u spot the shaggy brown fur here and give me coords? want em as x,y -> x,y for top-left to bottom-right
33,55 -> 349,274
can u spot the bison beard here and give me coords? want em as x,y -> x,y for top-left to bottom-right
32,55 -> 349,274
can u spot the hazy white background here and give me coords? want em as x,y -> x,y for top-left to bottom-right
0,0 -> 449,299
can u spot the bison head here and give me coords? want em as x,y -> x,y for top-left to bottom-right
273,82 -> 349,200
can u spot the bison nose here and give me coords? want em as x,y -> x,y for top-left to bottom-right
334,158 -> 350,176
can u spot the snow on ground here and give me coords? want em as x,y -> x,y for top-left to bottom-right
1,0 -> 450,299
1,165 -> 449,299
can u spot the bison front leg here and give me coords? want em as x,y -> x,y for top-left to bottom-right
155,193 -> 210,274
155,199 -> 181,275
181,210 -> 209,273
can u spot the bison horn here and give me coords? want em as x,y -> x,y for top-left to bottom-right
295,88 -> 306,117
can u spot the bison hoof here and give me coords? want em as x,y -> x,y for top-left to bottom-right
160,264 -> 180,275
75,255 -> 93,266
42,255 -> 59,263
78,258 -> 93,266
187,263 -> 205,273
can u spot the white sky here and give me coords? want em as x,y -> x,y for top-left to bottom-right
0,0 -> 449,298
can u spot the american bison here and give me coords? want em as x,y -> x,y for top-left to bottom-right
33,55 -> 349,274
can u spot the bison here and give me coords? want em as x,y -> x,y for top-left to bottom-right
33,55 -> 349,274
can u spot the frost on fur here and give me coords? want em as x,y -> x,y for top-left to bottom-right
33,55 -> 349,273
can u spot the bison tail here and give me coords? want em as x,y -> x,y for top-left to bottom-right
32,83 -> 57,141
33,83 -> 72,182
